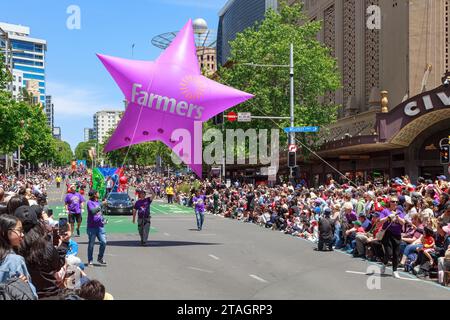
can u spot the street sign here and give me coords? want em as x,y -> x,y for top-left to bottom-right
238,112 -> 252,122
227,112 -> 237,122
288,144 -> 297,152
284,126 -> 320,133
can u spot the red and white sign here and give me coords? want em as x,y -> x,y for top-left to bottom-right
227,112 -> 237,122
289,144 -> 297,152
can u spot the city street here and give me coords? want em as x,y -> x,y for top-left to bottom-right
46,184 -> 450,300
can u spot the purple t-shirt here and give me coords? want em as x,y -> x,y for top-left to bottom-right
134,198 -> 152,219
345,211 -> 357,224
87,200 -> 104,228
380,208 -> 405,236
193,195 -> 206,213
65,193 -> 85,214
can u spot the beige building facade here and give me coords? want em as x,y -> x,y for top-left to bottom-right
292,0 -> 450,184
197,47 -> 217,76
289,0 -> 449,117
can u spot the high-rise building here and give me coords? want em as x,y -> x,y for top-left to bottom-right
53,127 -> 61,141
45,95 -> 54,130
0,22 -> 47,106
217,0 -> 278,66
93,110 -> 122,144
84,128 -> 95,142
11,70 -> 24,100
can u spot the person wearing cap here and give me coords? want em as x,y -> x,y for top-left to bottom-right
354,211 -> 383,259
64,184 -> 85,237
133,188 -> 156,246
379,196 -> 406,278
317,208 -> 335,251
343,220 -> 366,254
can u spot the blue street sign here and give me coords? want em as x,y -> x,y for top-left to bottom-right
284,126 -> 320,133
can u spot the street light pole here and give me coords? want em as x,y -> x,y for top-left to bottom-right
289,43 -> 295,178
17,146 -> 21,179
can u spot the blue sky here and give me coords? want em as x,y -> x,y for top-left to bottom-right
0,0 -> 225,150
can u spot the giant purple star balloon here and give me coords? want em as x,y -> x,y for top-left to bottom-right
97,20 -> 253,177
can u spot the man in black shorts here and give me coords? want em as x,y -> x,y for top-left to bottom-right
65,184 -> 85,237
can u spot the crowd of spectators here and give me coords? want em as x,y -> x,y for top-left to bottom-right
133,171 -> 450,285
0,169 -> 112,300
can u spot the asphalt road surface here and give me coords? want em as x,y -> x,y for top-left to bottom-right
46,184 -> 450,300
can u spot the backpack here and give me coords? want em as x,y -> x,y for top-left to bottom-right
0,277 -> 37,300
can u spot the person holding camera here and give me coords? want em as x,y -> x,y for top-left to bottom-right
379,196 -> 406,278
86,190 -> 108,266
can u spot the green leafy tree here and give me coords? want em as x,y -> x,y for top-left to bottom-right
0,92 -> 56,164
0,54 -> 12,91
101,127 -> 181,168
53,140 -> 74,166
216,1 -> 341,152
75,140 -> 98,167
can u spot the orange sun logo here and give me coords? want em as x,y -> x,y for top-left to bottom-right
180,75 -> 206,100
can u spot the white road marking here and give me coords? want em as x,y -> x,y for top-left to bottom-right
346,270 -> 420,281
163,232 -> 170,236
249,274 -> 268,283
346,271 -> 368,275
188,267 -> 214,274
208,254 -> 220,260
114,220 -> 124,224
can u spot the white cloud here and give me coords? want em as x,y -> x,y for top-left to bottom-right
46,81 -> 123,117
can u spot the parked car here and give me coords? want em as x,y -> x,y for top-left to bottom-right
104,192 -> 134,216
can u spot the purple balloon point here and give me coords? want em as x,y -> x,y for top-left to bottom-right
97,19 -> 254,177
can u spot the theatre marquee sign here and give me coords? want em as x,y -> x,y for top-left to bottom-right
404,89 -> 450,117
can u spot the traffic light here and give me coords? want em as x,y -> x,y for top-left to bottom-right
288,151 -> 297,168
441,145 -> 450,164
213,113 -> 224,125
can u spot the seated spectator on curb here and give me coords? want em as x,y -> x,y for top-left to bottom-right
0,215 -> 37,299
354,212 -> 383,259
78,279 -> 113,300
17,206 -> 70,299
437,224 -> 450,285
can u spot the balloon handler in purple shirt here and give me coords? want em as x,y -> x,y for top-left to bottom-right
378,196 -> 406,278
133,188 -> 156,246
64,184 -> 85,237
193,190 -> 206,231
86,190 -> 108,266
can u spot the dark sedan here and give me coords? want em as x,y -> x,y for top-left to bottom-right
104,192 -> 134,216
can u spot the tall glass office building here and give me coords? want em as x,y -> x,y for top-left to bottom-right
0,22 -> 47,105
217,0 -> 278,66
